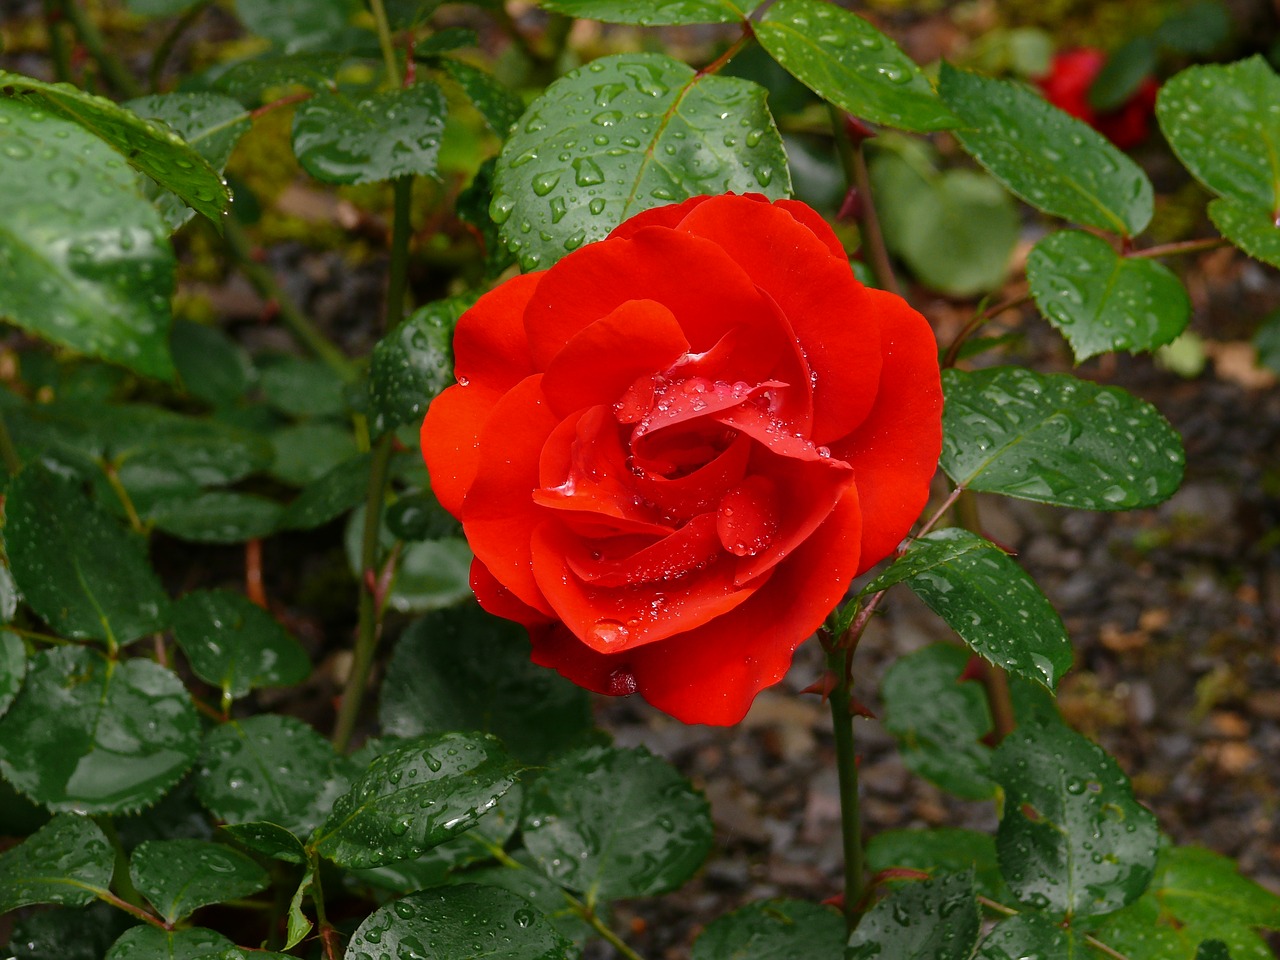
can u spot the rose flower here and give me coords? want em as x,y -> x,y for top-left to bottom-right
421,194 -> 942,725
1037,48 -> 1159,150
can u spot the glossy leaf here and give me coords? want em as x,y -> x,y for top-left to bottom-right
492,52 -> 789,270
269,422 -> 360,487
149,491 -> 283,543
977,914 -> 1086,959
259,356 -> 347,417
0,70 -> 231,224
440,59 -> 525,137
1028,231 -> 1190,361
0,629 -> 26,717
171,589 -> 310,699
0,647 -> 199,814
993,717 -> 1158,917
171,320 -> 254,406
286,870 -> 313,949
385,537 -> 474,613
1088,37 -> 1158,111
347,884 -> 572,960
279,453 -> 371,529
292,81 -> 447,184
220,821 -> 307,863
522,745 -> 713,904
941,367 -> 1185,510
385,490 -> 459,541
866,828 -> 1006,901
369,297 -> 469,435
212,53 -> 348,105
939,63 -> 1153,237
1209,196 -> 1280,270
531,0 -> 754,24
0,96 -> 176,379
1196,942 -> 1233,960
691,899 -> 843,960
755,0 -> 955,132
847,871 -> 980,960
9,902 -> 134,960
881,644 -> 996,799
380,605 -> 594,764
105,926 -> 233,960
196,714 -> 353,837
462,851 -> 600,948
232,0 -> 361,52
0,563 -> 18,622
1157,57 -> 1280,211
0,815 -> 113,912
866,529 -> 1071,688
312,732 -> 521,869
130,839 -> 269,922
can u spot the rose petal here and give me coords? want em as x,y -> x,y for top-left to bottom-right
775,198 -> 848,260
716,475 -> 779,558
566,513 -> 723,588
454,271 -> 543,392
421,381 -> 503,518
605,195 -> 713,238
632,432 -> 752,519
470,559 -> 552,628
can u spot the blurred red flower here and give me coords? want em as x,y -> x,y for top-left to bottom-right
1038,48 -> 1159,149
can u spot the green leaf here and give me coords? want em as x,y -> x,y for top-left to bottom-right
269,422 -> 360,487
941,367 -> 1185,509
279,453 -> 371,529
492,52 -> 789,270
691,899 -> 843,960
1088,37 -> 1157,111
0,647 -> 200,814
755,0 -> 955,132
259,356 -> 347,417
522,745 -> 713,904
385,537 -> 473,613
977,913 -> 1086,959
125,93 -> 251,231
171,589 -> 310,699
880,644 -> 996,799
1027,230 -> 1191,361
847,871 -> 980,960
993,717 -> 1158,918
130,839 -> 269,922
286,869 -> 313,949
347,884 -> 572,960
212,53 -> 349,105
865,828 -> 1006,901
458,157 -> 518,278
6,465 -> 169,644
9,902 -> 134,960
0,814 -> 113,912
1157,57 -> 1280,211
439,59 -> 525,138
386,0 -> 445,29
0,97 -> 175,379
105,926 -> 234,960
0,629 -> 26,717
462,851 -> 600,948
1253,308 -> 1280,375
0,70 -> 231,225
1196,942 -> 1233,960
232,0 -> 361,52
1209,196 -> 1280,270
312,732 -> 522,869
196,714 -> 352,836
149,491 -> 283,543
0,562 -> 19,622
939,63 -> 1153,237
385,490 -> 459,541
369,296 -> 469,435
380,605 -> 594,764
1154,1 -> 1231,55
531,0 -> 754,24
292,81 -> 447,184
171,320 -> 254,406
220,821 -> 307,863
866,529 -> 1071,688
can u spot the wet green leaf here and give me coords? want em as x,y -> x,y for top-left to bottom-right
1088,37 -> 1157,111
369,296 -> 469,435
380,605 -> 594,764
259,355 -> 348,417
1027,230 -> 1190,361
939,63 -> 1153,237
462,851 -> 599,948
993,717 -> 1158,917
0,70 -> 231,224
347,884 -> 572,960
285,869 -> 313,949
232,0 -> 361,52
866,829 -> 1006,901
171,320 -> 254,406
212,53 -> 348,105
1209,196 -> 1280,270
1154,1 -> 1231,55
171,589 -> 310,699
880,644 -> 997,799
0,647 -> 200,814
440,59 -> 525,138
279,453 -> 371,529
847,871 -> 980,959
105,926 -> 234,960
0,629 -> 26,717
269,422 -> 360,487
756,0 -> 955,132
0,97 -> 175,379
6,465 -> 169,645
1157,57 -> 1280,212
385,537 -> 473,613
532,0 -> 754,24
458,157 -> 518,278
941,367 -> 1185,510
385,490 -> 459,541
130,839 -> 269,922
492,52 -> 789,270
0,562 -> 19,621
0,814 -> 113,912
866,529 -> 1071,689
292,81 -> 447,184
220,821 -> 307,863
691,899 -> 844,960
9,902 -> 134,960
149,491 -> 283,543
522,745 -> 713,904
1195,942 -> 1234,960
977,914 -> 1086,959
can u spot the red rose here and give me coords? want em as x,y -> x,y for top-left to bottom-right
1038,48 -> 1159,150
421,194 -> 942,725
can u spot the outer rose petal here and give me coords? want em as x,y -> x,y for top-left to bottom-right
605,195 -> 715,238
470,558 -> 552,628
421,381 -> 502,518
453,271 -> 543,392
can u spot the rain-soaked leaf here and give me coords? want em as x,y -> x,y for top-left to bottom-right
380,605 -> 594,764
346,884 -> 572,960
532,0 -> 754,24
521,745 -> 713,905
269,422 -> 360,487
492,52 -> 789,270
462,851 -> 600,948
978,914 -> 1086,959
866,529 -> 1071,689
220,821 -> 307,863
691,899 -> 844,960
8,902 -> 134,960
993,716 -> 1158,918
1027,230 -> 1190,361
384,537 -> 473,613
0,96 -> 175,379
170,320 -> 254,407
292,81 -> 447,184
259,356 -> 347,417
312,732 -> 522,869
130,839 -> 269,922
149,491 -> 283,543
847,871 -> 980,960
1209,196 -> 1280,270
439,59 -> 525,138
105,926 -> 234,960
385,490 -> 459,541
866,828 -> 1006,901
0,647 -> 200,814
755,0 -> 955,132
880,644 -> 997,799
0,815 -> 114,912
278,452 -> 371,529
939,63 -> 1153,237
369,296 -> 470,435
232,0 -> 361,53
941,367 -> 1185,510
171,589 -> 310,699
196,714 -> 353,837
212,53 -> 348,105
0,629 -> 26,717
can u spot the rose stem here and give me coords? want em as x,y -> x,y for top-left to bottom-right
828,105 -> 900,297
148,0 -> 215,93
41,0 -> 73,84
826,641 -> 864,933
57,0 -> 143,98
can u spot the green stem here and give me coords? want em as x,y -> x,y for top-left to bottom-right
828,106 -> 899,295
826,644 -> 863,932
0,411 -> 22,475
1128,236 -> 1228,259
696,28 -> 753,77
307,854 -> 341,960
97,888 -> 167,927
43,0 -> 73,83
574,905 -> 648,960
367,0 -> 402,87
94,816 -> 148,910
147,0 -> 213,93
59,0 -> 143,98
